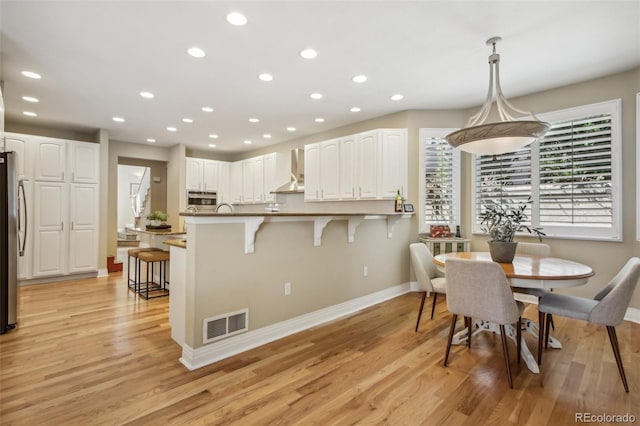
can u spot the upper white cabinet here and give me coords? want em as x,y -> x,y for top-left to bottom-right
304,129 -> 407,202
34,138 -> 66,182
263,153 -> 277,203
68,141 -> 100,183
5,135 -> 29,180
185,158 -> 227,192
228,152 -> 285,204
217,162 -> 230,203
229,161 -> 243,203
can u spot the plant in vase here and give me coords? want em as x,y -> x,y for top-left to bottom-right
480,197 -> 545,263
146,210 -> 168,227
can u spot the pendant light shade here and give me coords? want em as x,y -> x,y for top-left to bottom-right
446,37 -> 551,155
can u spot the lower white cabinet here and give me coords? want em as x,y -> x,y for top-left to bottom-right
32,182 -> 98,278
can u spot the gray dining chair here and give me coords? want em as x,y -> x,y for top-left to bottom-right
515,242 -> 555,329
409,243 -> 446,331
537,257 -> 640,392
444,258 -> 523,388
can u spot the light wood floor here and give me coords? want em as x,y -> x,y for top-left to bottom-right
1,272 -> 638,425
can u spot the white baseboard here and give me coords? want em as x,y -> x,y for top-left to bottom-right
97,268 -> 109,278
624,307 -> 640,324
179,282 -> 412,370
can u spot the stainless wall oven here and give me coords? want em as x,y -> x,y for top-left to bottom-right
187,190 -> 217,211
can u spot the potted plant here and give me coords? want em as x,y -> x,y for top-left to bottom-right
480,197 -> 545,263
146,210 -> 168,227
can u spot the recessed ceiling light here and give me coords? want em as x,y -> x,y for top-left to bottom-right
202,106 -> 214,112
310,93 -> 323,100
167,126 -> 177,132
140,91 -> 154,99
187,47 -> 206,58
23,111 -> 37,117
21,71 -> 41,79
350,107 -> 361,112
352,75 -> 367,83
226,12 -> 247,26
258,73 -> 273,82
263,134 -> 272,139
249,118 -> 260,123
182,118 -> 193,123
244,140 -> 252,145
300,48 -> 317,59
112,117 -> 125,122
208,144 -> 217,148
287,127 -> 296,132
391,94 -> 404,101
147,138 -> 156,143
208,134 -> 219,139
22,96 -> 39,103
314,118 -> 325,123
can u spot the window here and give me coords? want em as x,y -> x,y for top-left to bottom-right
472,99 -> 621,241
419,129 -> 461,233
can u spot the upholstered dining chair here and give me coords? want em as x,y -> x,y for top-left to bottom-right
444,258 -> 523,388
409,243 -> 446,331
514,242 -> 555,329
537,257 -> 640,392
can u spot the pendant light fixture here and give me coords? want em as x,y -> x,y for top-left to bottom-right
446,37 -> 551,155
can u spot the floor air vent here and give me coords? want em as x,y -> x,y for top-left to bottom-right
203,309 -> 249,344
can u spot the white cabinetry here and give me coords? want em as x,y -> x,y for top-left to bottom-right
5,135 -> 29,180
6,132 -> 100,280
217,162 -> 230,203
229,161 -> 243,203
185,158 -> 228,192
304,128 -> 407,202
228,152 -> 285,204
263,153 -> 277,203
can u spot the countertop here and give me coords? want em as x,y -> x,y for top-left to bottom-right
179,211 -> 412,217
163,238 -> 187,248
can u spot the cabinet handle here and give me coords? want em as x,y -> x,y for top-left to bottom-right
61,221 -> 64,231
62,172 -> 65,181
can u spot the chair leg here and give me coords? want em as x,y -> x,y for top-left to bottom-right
606,326 -> 629,392
415,292 -> 427,332
466,316 -> 472,348
430,292 -> 438,320
499,324 -> 513,389
544,313 -> 552,349
516,317 -> 522,364
549,314 -> 555,331
444,314 -> 458,367
538,311 -> 546,365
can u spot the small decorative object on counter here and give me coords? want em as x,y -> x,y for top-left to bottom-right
146,210 -> 170,229
394,190 -> 403,212
455,225 -> 461,238
430,225 -> 451,238
402,203 -> 414,213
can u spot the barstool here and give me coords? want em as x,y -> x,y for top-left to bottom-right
127,248 -> 160,293
137,250 -> 170,299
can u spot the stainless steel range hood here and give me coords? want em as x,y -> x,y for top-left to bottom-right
273,148 -> 304,193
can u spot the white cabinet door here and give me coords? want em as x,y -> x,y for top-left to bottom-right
242,160 -> 254,203
252,156 -> 265,203
185,158 -> 203,191
202,160 -> 219,191
217,162 -> 230,203
379,129 -> 408,199
229,161 -> 243,203
263,153 -> 276,202
69,141 -> 100,183
68,184 -> 98,273
34,139 -> 66,182
339,136 -> 357,200
357,131 -> 379,199
33,182 -> 67,277
304,143 -> 321,201
320,139 -> 340,200
5,135 -> 29,180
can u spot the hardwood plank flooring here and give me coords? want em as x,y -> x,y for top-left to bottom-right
1,272 -> 638,425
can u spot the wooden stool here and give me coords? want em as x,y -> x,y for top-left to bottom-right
127,248 -> 160,293
137,250 -> 170,299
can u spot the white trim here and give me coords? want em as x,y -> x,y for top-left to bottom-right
97,268 -> 109,278
179,282 -> 412,370
624,307 -> 640,324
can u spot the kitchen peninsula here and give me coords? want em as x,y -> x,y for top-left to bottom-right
169,211 -> 412,370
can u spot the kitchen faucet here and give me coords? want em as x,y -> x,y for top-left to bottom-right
215,202 -> 234,213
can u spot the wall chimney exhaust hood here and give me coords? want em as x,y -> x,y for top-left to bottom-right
273,148 -> 305,194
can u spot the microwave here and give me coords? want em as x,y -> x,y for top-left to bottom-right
187,190 -> 217,210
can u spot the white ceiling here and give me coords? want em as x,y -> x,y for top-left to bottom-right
1,1 -> 639,154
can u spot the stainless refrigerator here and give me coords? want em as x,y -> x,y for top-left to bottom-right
1,151 -> 25,334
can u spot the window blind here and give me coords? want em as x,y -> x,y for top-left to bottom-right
423,137 -> 458,225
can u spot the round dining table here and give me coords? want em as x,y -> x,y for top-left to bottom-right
432,252 -> 594,373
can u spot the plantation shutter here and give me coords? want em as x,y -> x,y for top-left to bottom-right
538,113 -> 613,226
474,147 -> 532,225
423,137 -> 458,225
